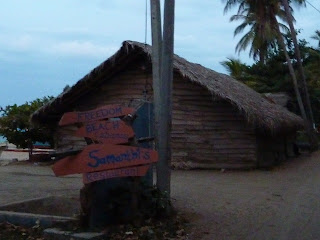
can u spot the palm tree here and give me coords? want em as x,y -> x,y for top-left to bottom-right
223,0 -> 317,149
220,57 -> 248,79
281,0 -> 317,149
224,0 -> 289,63
311,30 -> 320,48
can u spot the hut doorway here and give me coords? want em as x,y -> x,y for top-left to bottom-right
132,102 -> 154,186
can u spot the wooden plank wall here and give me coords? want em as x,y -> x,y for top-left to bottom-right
54,60 -> 153,154
55,59 -> 258,169
171,75 -> 257,169
75,61 -> 153,110
256,134 -> 287,168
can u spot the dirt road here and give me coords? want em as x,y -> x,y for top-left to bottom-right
1,152 -> 320,240
172,152 -> 320,240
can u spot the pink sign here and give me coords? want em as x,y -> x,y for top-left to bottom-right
74,120 -> 134,144
59,104 -> 135,126
52,144 -> 158,176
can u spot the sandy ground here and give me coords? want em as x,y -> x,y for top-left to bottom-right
0,151 -> 29,161
1,152 -> 320,239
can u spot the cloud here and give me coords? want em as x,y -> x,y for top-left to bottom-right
49,41 -> 118,58
0,32 -> 119,59
27,27 -> 91,36
0,34 -> 35,52
10,35 -> 34,50
175,34 -> 196,43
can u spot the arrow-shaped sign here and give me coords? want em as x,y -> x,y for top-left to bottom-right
52,144 -> 158,176
74,120 -> 134,144
82,165 -> 151,184
59,104 -> 135,126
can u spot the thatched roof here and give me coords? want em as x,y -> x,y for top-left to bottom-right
31,40 -> 303,134
264,92 -> 291,108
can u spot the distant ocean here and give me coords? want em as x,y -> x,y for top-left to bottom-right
0,136 -> 6,143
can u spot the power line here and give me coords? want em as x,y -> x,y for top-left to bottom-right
306,0 -> 320,14
145,0 -> 148,44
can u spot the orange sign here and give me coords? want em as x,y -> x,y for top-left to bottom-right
52,144 -> 158,176
59,105 -> 135,126
82,165 -> 151,184
75,120 -> 134,144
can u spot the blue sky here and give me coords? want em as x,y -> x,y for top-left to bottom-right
0,0 -> 319,107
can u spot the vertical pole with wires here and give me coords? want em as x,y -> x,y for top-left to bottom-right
150,0 -> 163,190
150,0 -> 175,196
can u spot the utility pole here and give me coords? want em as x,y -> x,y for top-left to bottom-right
150,0 -> 175,196
150,0 -> 162,182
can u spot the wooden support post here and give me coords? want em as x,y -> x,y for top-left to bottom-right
151,0 -> 175,196
150,0 -> 164,190
150,0 -> 162,157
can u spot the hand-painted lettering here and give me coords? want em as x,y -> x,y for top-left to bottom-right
143,152 -> 150,160
75,120 -> 134,144
87,148 -> 144,168
77,107 -> 123,122
82,165 -> 150,183
85,124 -> 94,133
88,150 -> 100,168
52,144 -> 158,176
59,105 -> 134,126
112,120 -> 120,129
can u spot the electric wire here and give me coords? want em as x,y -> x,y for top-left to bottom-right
306,0 -> 320,14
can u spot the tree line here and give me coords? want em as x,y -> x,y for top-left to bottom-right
222,0 -> 319,149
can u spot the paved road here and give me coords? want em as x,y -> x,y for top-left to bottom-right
1,152 -> 320,239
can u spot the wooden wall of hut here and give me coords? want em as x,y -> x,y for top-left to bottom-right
171,75 -> 257,169
256,136 -> 284,167
54,59 -> 259,169
255,133 -> 292,168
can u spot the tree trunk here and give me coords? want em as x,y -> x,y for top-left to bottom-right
272,15 -> 318,150
28,140 -> 33,161
281,0 -> 315,126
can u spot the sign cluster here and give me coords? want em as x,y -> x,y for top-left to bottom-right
53,104 -> 158,183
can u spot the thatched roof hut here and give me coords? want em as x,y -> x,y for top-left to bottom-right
31,41 -> 303,169
264,92 -> 291,108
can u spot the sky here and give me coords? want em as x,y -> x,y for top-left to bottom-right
0,0 -> 319,107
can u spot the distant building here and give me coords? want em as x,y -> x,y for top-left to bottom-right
31,41 -> 303,169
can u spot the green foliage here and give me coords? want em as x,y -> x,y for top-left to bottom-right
311,30 -> 320,48
0,96 -> 54,148
220,57 -> 249,80
221,35 -> 320,123
223,0 -> 289,63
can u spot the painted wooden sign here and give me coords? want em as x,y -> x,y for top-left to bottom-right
52,144 -> 158,176
59,104 -> 135,126
74,120 -> 134,144
82,165 -> 151,184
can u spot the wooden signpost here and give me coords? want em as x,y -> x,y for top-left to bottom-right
54,104 -> 158,228
82,165 -> 151,184
52,144 -> 158,176
74,120 -> 134,144
59,104 -> 135,126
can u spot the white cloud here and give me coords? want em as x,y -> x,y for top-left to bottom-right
49,41 -> 118,58
11,35 -> 34,50
0,32 -> 119,59
175,34 -> 196,43
0,34 -> 35,52
27,27 -> 91,35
